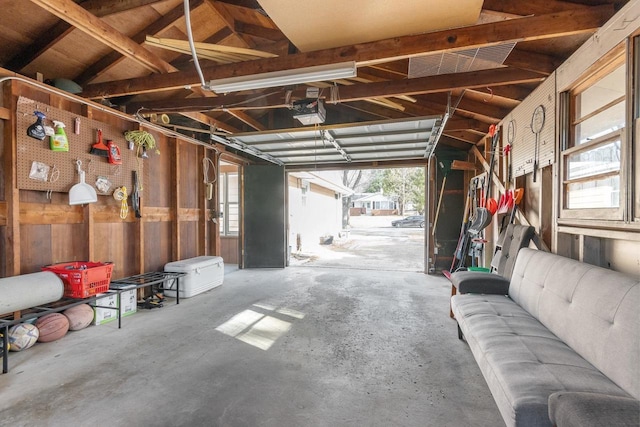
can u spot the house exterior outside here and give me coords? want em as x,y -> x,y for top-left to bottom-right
288,171 -> 353,254
350,192 -> 398,216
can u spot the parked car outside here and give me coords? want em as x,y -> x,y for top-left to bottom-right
391,215 -> 425,228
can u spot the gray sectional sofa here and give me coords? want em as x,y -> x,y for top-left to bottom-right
450,248 -> 639,427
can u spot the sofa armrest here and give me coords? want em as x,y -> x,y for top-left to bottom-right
549,391 -> 640,427
450,271 -> 510,294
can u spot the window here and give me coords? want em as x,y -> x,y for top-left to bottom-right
219,172 -> 239,235
561,53 -> 627,219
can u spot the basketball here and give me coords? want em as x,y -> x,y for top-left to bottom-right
8,323 -> 39,352
35,313 -> 69,343
63,304 -> 94,331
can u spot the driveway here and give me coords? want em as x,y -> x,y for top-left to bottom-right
291,215 -> 425,272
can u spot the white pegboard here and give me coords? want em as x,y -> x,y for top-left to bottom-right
502,73 -> 556,179
16,96 -> 141,196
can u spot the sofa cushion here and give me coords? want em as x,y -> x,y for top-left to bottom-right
493,224 -> 534,278
452,294 -> 632,427
450,271 -> 510,294
548,391 -> 640,427
509,249 -> 640,400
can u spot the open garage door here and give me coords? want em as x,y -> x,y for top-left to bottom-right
243,165 -> 286,268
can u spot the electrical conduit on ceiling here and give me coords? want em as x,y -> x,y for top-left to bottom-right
0,75 -> 281,164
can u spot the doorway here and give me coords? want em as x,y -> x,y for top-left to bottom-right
287,168 -> 426,272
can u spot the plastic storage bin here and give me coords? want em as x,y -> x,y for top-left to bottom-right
163,256 -> 224,298
42,261 -> 113,299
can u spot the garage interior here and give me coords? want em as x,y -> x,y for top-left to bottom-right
1,1 -> 639,426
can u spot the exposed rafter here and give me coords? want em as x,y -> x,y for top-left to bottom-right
28,0 -> 175,74
82,7 -> 612,98
7,0 -> 165,72
75,0 -> 205,85
125,68 -> 544,114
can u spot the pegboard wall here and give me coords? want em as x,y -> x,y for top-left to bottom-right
16,96 -> 142,196
502,73 -> 556,178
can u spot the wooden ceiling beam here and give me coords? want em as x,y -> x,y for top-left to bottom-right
441,132 -> 480,146
29,0 -> 175,74
83,6 -> 613,98
424,93 -> 512,120
206,0 -> 255,48
76,0 -> 164,16
338,101 -> 410,121
214,0 -> 262,10
445,118 -> 489,134
235,22 -> 287,42
331,103 -> 391,123
503,48 -> 563,75
467,84 -> 533,102
226,110 -> 266,131
482,0 -> 592,16
438,135 -> 477,150
180,112 -> 242,134
5,20 -> 76,72
366,62 -> 409,77
125,67 -> 544,113
7,0 -> 165,72
75,0 -> 205,85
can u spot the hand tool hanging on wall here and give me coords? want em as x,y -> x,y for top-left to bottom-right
468,126 -> 500,235
507,188 -> 524,225
131,171 -> 141,218
113,186 -> 128,220
69,160 -> 97,205
531,105 -> 545,183
90,129 -> 110,157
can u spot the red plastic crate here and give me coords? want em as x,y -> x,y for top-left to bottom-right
42,261 -> 114,299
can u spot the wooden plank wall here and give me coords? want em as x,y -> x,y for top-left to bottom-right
0,81 -> 223,281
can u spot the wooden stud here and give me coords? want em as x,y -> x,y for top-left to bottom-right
171,138 -> 180,261
5,82 -> 21,276
200,146 -> 208,256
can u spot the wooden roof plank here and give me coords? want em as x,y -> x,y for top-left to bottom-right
6,0 -> 166,72
78,0 -> 165,17
5,20 -> 75,72
29,0 -> 175,74
74,0 -> 204,85
482,0 -> 592,16
82,6 -> 613,98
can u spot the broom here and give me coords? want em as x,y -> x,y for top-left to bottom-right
90,129 -> 110,157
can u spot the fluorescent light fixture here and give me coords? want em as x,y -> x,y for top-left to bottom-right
209,61 -> 357,93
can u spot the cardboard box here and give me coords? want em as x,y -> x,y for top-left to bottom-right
93,291 -> 118,325
119,285 -> 137,318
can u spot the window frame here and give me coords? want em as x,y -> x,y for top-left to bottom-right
559,46 -> 628,221
219,171 -> 240,236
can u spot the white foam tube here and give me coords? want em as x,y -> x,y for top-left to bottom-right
0,272 -> 64,314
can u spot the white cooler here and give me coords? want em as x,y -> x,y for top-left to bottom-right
164,256 -> 224,298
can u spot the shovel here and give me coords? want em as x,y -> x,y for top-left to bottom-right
497,190 -> 513,214
507,188 -> 524,224
69,160 -> 97,205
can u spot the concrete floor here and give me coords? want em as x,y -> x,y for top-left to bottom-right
292,215 -> 425,272
0,267 -> 503,427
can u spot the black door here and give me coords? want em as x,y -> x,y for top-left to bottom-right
243,164 -> 286,268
